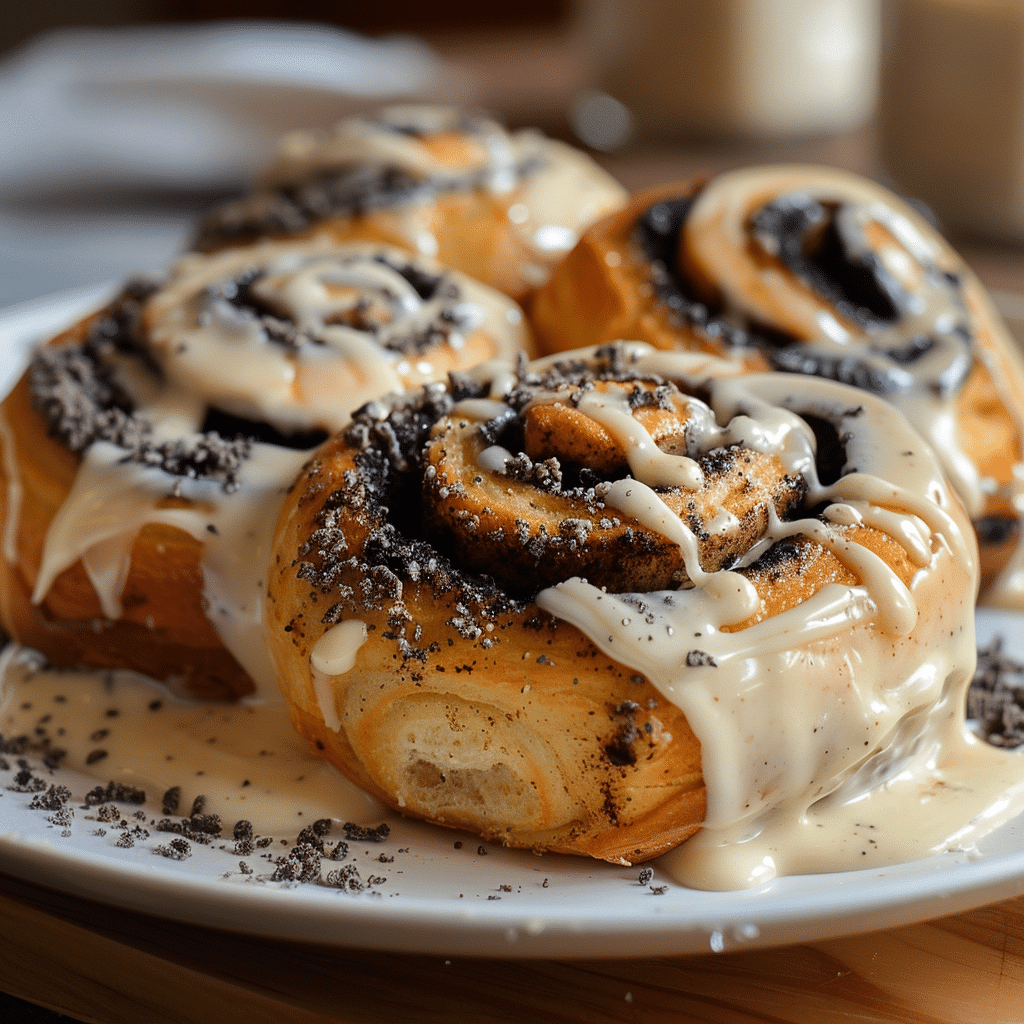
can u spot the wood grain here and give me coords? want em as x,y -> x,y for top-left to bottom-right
2,871 -> 1023,1024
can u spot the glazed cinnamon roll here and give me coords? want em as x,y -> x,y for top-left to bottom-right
0,241 -> 531,700
193,105 -> 628,301
265,344 -> 977,875
531,166 -> 1024,600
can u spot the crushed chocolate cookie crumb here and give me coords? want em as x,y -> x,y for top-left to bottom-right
29,784 -> 71,811
9,769 -> 47,793
686,650 -> 717,668
83,781 -> 146,807
272,842 -> 323,883
155,811 -> 222,844
154,837 -> 192,860
30,317 -> 253,491
323,863 -> 364,892
968,636 -> 1024,748
93,804 -> 122,824
327,840 -> 350,862
342,821 -> 391,842
502,452 -> 563,494
233,819 -> 256,855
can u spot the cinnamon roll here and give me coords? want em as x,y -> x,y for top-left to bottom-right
265,344 -> 977,876
531,166 -> 1024,601
193,105 -> 628,301
0,240 -> 531,700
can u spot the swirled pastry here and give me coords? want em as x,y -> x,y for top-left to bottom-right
0,241 -> 531,699
265,344 -> 978,877
193,105 -> 628,300
531,166 -> 1024,601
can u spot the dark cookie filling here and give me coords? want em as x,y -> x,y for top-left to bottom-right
636,192 -> 974,399
968,637 -> 1024,748
27,290 -> 274,491
635,200 -> 752,352
750,196 -> 973,398
193,145 -> 546,252
203,255 -> 468,359
749,195 -> 901,328
298,385 -> 522,653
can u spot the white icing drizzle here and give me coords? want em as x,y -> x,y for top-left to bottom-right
527,366 -> 1009,889
682,164 -> 1024,598
449,398 -> 515,423
32,440 -> 309,700
0,647 -> 382,833
575,389 -> 704,490
477,445 -> 514,474
310,620 -> 369,733
145,238 -> 530,435
310,618 -> 369,677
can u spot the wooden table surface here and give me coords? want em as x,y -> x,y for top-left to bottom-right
5,23 -> 1024,1024
2,867 -> 1024,1024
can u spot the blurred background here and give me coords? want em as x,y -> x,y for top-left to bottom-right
1,0 -> 1023,312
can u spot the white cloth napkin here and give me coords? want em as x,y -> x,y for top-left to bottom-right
0,20 -> 465,306
0,20 -> 449,195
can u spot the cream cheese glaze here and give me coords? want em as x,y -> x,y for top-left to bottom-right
680,164 -> 1024,604
30,439 -> 309,698
144,237 -> 530,435
532,370 -> 990,888
0,646 -> 383,834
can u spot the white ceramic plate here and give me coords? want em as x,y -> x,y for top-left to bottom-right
0,287 -> 1023,960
